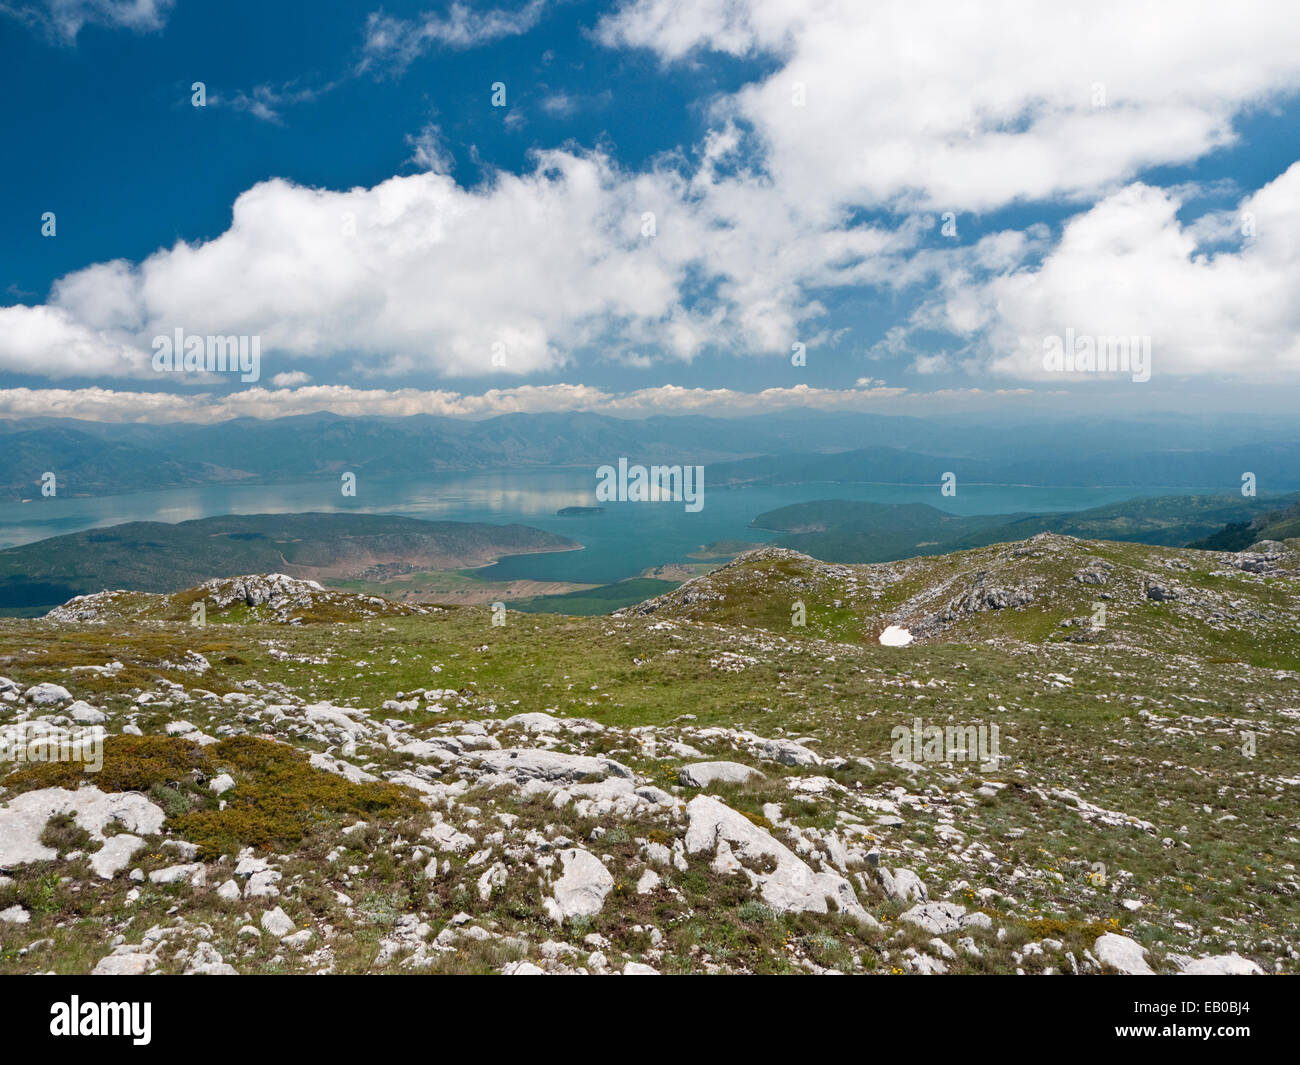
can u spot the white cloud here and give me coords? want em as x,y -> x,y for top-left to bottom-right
927,164 -> 1300,382
359,1 -> 547,74
599,0 -> 1300,212
406,123 -> 455,174
212,81 -> 337,125
540,92 -> 576,116
2,0 -> 171,43
0,303 -> 146,377
0,381 -> 920,423
0,146 -> 900,381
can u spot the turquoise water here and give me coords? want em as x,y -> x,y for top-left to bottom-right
0,470 -> 1218,585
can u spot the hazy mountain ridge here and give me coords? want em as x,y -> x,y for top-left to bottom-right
0,426 -> 253,501
1187,500 -> 1300,551
713,442 -> 1300,491
5,411 -> 1300,500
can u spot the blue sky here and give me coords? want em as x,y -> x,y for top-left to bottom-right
2,0 -> 1299,421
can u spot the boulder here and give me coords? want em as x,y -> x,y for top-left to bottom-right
759,738 -> 821,767
260,907 -> 296,938
89,834 -> 144,880
1095,932 -> 1155,975
472,748 -> 632,784
899,901 -> 967,935
1180,953 -> 1264,976
24,683 -> 71,705
92,952 -> 157,976
875,866 -> 928,903
678,761 -> 764,788
66,701 -> 108,724
543,848 -> 614,922
684,795 -> 870,922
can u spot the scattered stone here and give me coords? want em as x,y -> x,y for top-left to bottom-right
0,787 -> 165,867
89,834 -> 144,880
92,952 -> 158,976
24,683 -> 71,705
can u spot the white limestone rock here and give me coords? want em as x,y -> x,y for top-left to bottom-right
684,795 -> 871,923
1094,932 -> 1155,975
24,683 -> 71,705
472,748 -> 632,784
89,834 -> 144,880
543,847 -> 614,923
0,787 -> 165,868
1179,953 -> 1264,976
899,902 -> 968,935
260,907 -> 296,938
678,761 -> 764,788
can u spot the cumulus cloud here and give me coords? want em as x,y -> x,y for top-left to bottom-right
0,146 -> 899,381
270,371 -> 312,388
0,304 -> 146,377
599,0 -> 1300,213
926,163 -> 1300,382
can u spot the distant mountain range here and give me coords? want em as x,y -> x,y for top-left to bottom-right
3,410 -> 1299,500
711,442 -> 1300,492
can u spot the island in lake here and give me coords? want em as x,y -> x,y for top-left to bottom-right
556,506 -> 605,516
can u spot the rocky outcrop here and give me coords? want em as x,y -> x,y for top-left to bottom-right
684,795 -> 871,923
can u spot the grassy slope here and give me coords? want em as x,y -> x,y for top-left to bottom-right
1,533 -> 1296,974
753,493 -> 1300,562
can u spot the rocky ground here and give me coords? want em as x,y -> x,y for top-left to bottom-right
1,538 -> 1297,975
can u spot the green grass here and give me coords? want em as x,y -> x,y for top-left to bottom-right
0,532 -> 1297,974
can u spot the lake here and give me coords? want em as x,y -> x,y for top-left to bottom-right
0,470 -> 1222,585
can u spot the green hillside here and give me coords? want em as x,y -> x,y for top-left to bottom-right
2,533 -> 1296,976
0,513 -> 579,614
752,493 -> 1300,562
